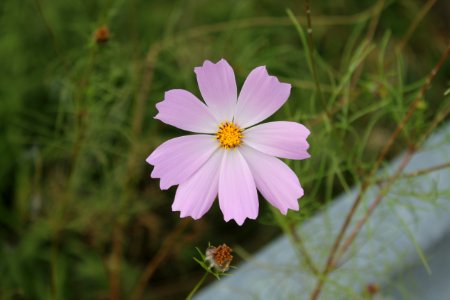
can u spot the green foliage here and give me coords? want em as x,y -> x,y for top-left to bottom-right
0,0 -> 449,299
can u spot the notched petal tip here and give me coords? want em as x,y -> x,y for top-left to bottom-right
154,99 -> 166,115
153,100 -> 163,120
159,180 -> 171,190
299,124 -> 311,154
299,186 -> 304,198
303,137 -> 311,154
301,125 -> 311,138
224,213 -> 258,226
279,207 -> 288,215
172,203 -> 206,220
194,59 -> 214,73
226,216 -> 245,226
223,213 -> 242,225
155,100 -> 163,109
235,213 -> 258,226
146,151 -> 158,165
274,199 -> 300,216
148,170 -> 175,190
281,81 -> 292,91
202,59 -> 214,66
146,156 -> 153,165
174,209 -> 199,220
172,204 -> 185,216
195,58 -> 232,74
150,169 -> 173,190
256,65 -> 267,72
278,202 -> 300,215
254,65 -> 290,87
235,218 -> 245,226
193,66 -> 201,74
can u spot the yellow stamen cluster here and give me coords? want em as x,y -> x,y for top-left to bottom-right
216,122 -> 243,149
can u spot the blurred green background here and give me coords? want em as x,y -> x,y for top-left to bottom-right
0,0 -> 449,299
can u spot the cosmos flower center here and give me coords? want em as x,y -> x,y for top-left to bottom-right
216,122 -> 243,149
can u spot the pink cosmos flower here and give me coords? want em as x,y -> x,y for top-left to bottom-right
147,59 -> 310,225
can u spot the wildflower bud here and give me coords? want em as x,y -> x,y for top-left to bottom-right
366,283 -> 380,295
205,244 -> 233,273
94,26 -> 109,44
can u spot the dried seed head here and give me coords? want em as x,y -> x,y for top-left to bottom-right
205,244 -> 233,272
366,283 -> 380,295
94,26 -> 109,43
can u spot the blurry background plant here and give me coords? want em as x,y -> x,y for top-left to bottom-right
0,0 -> 449,299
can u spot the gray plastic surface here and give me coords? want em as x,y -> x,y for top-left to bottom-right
195,123 -> 450,300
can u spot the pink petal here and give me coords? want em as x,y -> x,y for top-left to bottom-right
172,150 -> 223,219
146,135 -> 218,190
218,149 -> 258,225
240,146 -> 303,214
194,59 -> 237,122
243,121 -> 310,160
234,66 -> 291,128
155,89 -> 218,133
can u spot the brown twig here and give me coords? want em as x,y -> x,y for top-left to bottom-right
336,95 -> 450,264
370,44 -> 450,179
309,180 -> 370,300
131,219 -> 191,300
349,0 -> 385,90
375,161 -> 450,184
308,0 -> 384,128
395,0 -> 438,54
334,150 -> 414,264
109,226 -> 124,300
308,40 -> 373,127
304,0 -> 325,110
131,44 -> 161,138
309,43 -> 450,300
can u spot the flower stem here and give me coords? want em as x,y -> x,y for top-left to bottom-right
186,271 -> 209,300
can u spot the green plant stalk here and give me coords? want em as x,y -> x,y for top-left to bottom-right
186,271 -> 209,300
270,206 -> 318,275
286,9 -> 324,108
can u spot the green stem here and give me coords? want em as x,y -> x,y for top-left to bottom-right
186,271 -> 209,300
